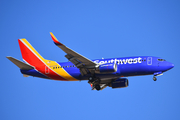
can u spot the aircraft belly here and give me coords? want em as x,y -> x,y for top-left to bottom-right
119,64 -> 149,76
20,69 -> 49,79
59,67 -> 82,81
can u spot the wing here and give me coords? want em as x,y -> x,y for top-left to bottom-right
50,32 -> 98,75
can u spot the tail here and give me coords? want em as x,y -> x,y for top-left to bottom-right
6,56 -> 34,70
18,38 -> 69,80
18,39 -> 45,67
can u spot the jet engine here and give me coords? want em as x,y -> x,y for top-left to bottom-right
109,78 -> 129,88
96,63 -> 117,73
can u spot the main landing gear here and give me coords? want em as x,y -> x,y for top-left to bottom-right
94,84 -> 101,91
153,76 -> 157,81
88,76 -> 101,91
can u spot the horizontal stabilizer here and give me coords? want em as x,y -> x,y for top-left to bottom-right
6,56 -> 34,70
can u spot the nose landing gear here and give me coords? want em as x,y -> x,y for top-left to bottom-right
153,76 -> 157,81
153,72 -> 163,81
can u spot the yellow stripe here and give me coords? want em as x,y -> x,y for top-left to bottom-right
45,60 -> 78,81
21,39 -> 45,61
21,38 -> 77,81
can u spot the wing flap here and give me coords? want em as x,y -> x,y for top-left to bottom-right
6,56 -> 34,70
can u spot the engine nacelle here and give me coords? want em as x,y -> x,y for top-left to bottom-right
110,78 -> 129,89
97,63 -> 117,73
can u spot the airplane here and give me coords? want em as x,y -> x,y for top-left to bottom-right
6,32 -> 174,91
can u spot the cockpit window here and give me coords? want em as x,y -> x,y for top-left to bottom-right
158,59 -> 166,61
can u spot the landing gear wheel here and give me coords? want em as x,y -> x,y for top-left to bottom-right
88,77 -> 94,83
95,84 -> 101,91
153,76 -> 157,81
88,77 -> 93,81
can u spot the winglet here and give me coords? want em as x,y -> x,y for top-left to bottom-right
50,32 -> 63,46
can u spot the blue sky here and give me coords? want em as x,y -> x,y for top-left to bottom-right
1,0 -> 180,120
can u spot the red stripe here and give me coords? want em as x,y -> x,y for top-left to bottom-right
18,39 -> 67,81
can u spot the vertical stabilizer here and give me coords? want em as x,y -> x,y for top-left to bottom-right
18,39 -> 45,67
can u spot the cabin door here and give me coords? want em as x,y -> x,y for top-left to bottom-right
45,66 -> 49,74
147,57 -> 152,65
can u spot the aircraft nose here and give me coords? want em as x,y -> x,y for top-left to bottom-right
167,62 -> 174,70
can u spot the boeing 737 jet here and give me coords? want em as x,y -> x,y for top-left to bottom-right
6,33 -> 174,90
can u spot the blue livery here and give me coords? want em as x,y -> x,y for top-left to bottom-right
6,33 -> 174,91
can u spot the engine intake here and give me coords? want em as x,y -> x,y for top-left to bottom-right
110,78 -> 129,88
96,63 -> 117,73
